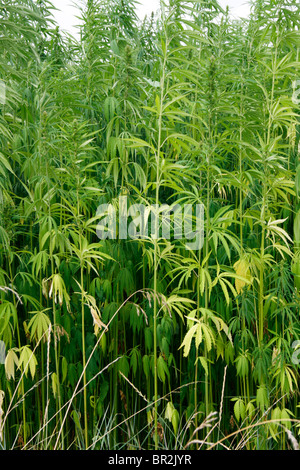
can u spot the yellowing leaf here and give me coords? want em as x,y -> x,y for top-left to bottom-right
52,372 -> 58,399
165,401 -> 174,423
48,273 -> 70,310
164,401 -> 179,435
180,323 -> 198,357
233,258 -> 252,294
197,356 -> 208,376
90,306 -> 108,335
18,346 -> 37,380
5,349 -> 19,380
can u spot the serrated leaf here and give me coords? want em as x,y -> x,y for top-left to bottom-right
234,398 -> 245,422
5,349 -> 18,380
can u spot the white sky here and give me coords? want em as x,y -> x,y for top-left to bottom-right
50,0 -> 251,38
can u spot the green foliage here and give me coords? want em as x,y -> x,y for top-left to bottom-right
0,0 -> 299,451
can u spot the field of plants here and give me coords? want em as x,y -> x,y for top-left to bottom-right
0,0 -> 300,451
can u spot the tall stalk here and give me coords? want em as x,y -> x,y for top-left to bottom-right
152,24 -> 168,451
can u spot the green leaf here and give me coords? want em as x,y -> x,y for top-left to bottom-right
143,355 -> 150,379
256,386 -> 268,413
164,401 -> 179,435
18,346 -> 37,380
197,356 -> 208,376
233,398 -> 245,423
118,356 -> 130,378
180,323 -> 198,357
0,301 -> 17,335
157,355 -> 170,384
27,309 -> 51,341
61,356 -> 68,384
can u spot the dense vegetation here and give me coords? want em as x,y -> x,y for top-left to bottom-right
0,0 -> 300,450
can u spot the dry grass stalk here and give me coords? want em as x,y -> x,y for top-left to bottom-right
119,371 -> 149,403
